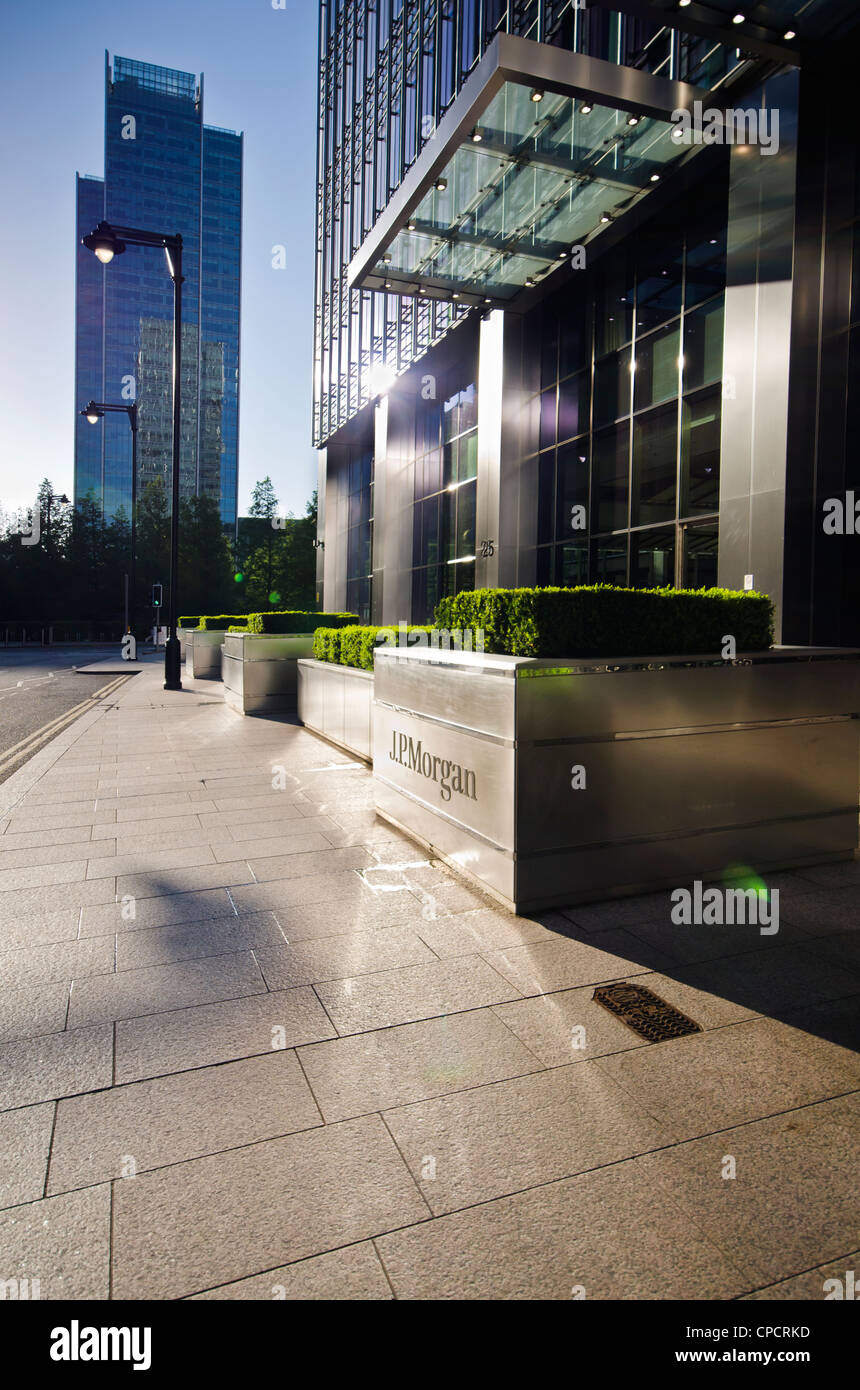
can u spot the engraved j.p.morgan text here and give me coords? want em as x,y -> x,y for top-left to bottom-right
389,730 -> 477,802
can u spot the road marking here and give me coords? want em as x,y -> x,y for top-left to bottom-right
0,676 -> 132,779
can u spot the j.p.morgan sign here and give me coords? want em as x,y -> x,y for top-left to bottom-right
389,729 -> 477,803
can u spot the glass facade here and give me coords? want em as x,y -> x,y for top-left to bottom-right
530,173 -> 727,588
314,0 -> 743,449
411,374 -> 478,619
74,54 -> 242,529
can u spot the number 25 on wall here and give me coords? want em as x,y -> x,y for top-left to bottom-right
480,538 -> 495,558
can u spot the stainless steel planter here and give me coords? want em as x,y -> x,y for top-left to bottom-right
222,633 -> 315,716
187,629 -> 229,679
373,646 -> 860,912
297,659 -> 373,760
178,627 -> 194,661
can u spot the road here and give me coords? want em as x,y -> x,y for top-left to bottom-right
0,646 -> 134,784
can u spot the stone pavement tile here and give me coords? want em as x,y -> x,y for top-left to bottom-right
298,1008 -> 543,1122
384,1063 -> 668,1215
0,826 -> 93,852
273,892 -> 423,941
67,952 -> 266,1029
674,945 -> 860,1015
48,1051 -> 322,1194
0,937 -> 114,989
558,891 -> 677,933
0,840 -> 116,872
115,863 -> 256,899
407,877 -> 498,917
111,1114 -> 429,1299
109,792 -> 216,813
597,1017 -> 860,1141
315,957 -> 522,1036
197,804 -> 308,830
742,1250 -> 860,1300
253,927 -> 437,990
779,887 -> 860,934
23,790 -> 99,807
115,799 -> 216,822
227,814 -> 351,845
189,1243 -> 392,1300
0,1185 -> 111,1299
247,846 -> 373,882
375,1158 -> 749,1299
797,931 -> 860,974
79,888 -> 236,937
792,859 -> 860,889
85,846 -> 216,879
0,860 -> 88,893
115,985 -> 336,1082
212,833 -> 333,863
414,908 -> 557,958
635,1094 -> 860,1286
621,912 -> 815,966
482,929 -> 674,997
0,910 -> 80,952
91,814 -> 203,841
213,792 -> 316,814
0,879 -> 117,919
779,991 -> 860,1054
0,981 -> 68,1044
0,1025 -> 113,1110
492,987 -> 652,1069
0,1102 -> 54,1208
110,828 -> 237,856
230,871 -> 381,915
627,969 -> 761,1030
116,912 -> 286,971
2,807 -> 116,832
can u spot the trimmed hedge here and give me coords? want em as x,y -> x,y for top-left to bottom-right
434,585 -> 774,659
198,614 -> 249,631
313,625 -> 435,670
227,625 -> 248,633
179,616 -> 200,628
246,610 -> 358,635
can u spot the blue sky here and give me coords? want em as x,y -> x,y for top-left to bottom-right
0,0 -> 320,519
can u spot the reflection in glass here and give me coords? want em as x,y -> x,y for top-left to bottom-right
633,404 -> 677,525
631,526 -> 675,587
634,325 -> 680,411
681,388 -> 721,515
593,423 -> 629,532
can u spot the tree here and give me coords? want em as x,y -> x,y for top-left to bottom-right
248,476 -> 279,519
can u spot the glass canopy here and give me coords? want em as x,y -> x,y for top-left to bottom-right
358,81 -> 693,303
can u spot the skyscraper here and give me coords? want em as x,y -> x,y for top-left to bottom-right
313,2 -> 860,644
75,53 -> 242,530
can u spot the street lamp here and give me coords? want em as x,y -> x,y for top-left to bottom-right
81,400 -> 138,633
82,220 -> 184,690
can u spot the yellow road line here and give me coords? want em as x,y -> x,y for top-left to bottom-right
0,676 -> 131,777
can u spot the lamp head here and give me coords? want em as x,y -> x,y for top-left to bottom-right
82,222 -> 125,264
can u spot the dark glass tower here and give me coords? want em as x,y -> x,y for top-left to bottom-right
74,54 -> 242,529
315,2 -> 860,645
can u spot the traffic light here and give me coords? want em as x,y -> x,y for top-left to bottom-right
152,584 -> 162,608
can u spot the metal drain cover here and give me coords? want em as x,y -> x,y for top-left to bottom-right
593,981 -> 702,1043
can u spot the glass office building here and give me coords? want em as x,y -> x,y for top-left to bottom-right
314,1 -> 860,644
74,54 -> 242,530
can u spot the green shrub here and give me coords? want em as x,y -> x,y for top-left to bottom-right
198,614 -> 248,631
434,586 -> 773,659
245,610 -> 358,635
179,615 -> 200,628
227,625 -> 248,633
314,624 -> 436,670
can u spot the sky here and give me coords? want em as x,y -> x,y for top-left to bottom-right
0,0 -> 320,520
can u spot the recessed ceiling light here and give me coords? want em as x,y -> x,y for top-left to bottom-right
784,29 -> 796,40
406,220 -> 416,231
524,277 -> 534,287
483,297 -> 491,304
732,13 -> 745,23
627,114 -> 640,126
471,127 -> 483,143
452,292 -> 460,299
383,253 -> 392,263
650,173 -> 660,182
530,89 -> 544,103
384,280 -> 392,289
678,0 -> 691,6
435,177 -> 447,192
418,285 -> 426,294
600,212 -> 612,223
580,101 -> 593,115
558,249 -> 568,258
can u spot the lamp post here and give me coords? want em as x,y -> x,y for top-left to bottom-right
82,220 -> 184,690
81,401 -> 137,633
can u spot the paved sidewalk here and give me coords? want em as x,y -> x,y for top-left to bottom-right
0,662 -> 858,1300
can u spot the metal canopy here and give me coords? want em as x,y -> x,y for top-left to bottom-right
348,35 -> 721,307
